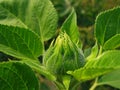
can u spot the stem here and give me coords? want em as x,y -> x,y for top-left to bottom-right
68,78 -> 81,90
89,78 -> 98,90
98,46 -> 102,56
55,81 -> 66,90
71,82 -> 81,90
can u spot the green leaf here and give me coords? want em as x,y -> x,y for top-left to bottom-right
22,60 -> 56,81
86,42 -> 98,61
0,25 -> 43,60
0,61 -> 39,90
84,48 -> 92,58
0,0 -> 58,41
103,34 -> 120,50
98,69 -> 120,89
95,6 -> 120,46
68,50 -> 120,81
61,9 -> 81,47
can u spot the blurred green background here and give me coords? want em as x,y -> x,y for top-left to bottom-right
51,0 -> 120,26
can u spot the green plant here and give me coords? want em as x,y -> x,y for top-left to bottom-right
0,0 -> 120,90
51,0 -> 120,26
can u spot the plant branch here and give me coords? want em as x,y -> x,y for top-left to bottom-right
89,77 -> 98,90
98,46 -> 103,56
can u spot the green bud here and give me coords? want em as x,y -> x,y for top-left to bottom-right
43,32 -> 85,76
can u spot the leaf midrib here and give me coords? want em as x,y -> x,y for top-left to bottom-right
0,44 -> 32,60
0,27 -> 38,60
103,11 -> 114,45
0,5 -> 28,29
0,65 -> 28,90
0,77 -> 13,90
116,13 -> 120,34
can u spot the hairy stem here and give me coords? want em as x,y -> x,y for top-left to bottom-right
89,78 -> 98,90
98,46 -> 103,56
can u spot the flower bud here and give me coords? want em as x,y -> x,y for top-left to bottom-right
43,32 -> 85,76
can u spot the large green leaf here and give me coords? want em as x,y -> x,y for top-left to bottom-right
0,25 -> 43,60
98,69 -> 120,89
103,34 -> 120,50
95,7 -> 120,46
68,50 -> 120,81
0,61 -> 39,90
61,9 -> 80,46
0,0 -> 58,41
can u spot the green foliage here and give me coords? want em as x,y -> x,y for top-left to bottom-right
43,32 -> 85,76
0,0 -> 120,90
22,60 -> 56,81
68,50 -> 120,81
103,34 -> 120,50
86,42 -> 98,61
68,6 -> 120,90
95,6 -> 120,46
51,0 -> 120,26
98,69 -> 120,89
61,8 -> 81,47
0,0 -> 58,41
0,25 -> 43,60
0,61 -> 39,90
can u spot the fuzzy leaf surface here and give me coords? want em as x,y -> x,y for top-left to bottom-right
103,34 -> 120,50
68,50 -> 120,81
44,33 -> 85,76
0,0 -> 58,41
95,7 -> 120,46
61,9 -> 80,46
0,25 -> 43,60
98,69 -> 120,89
0,61 -> 39,90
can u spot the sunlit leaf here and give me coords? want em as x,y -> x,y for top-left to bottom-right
0,0 -> 58,41
0,25 -> 43,60
103,34 -> 120,50
98,69 -> 120,89
61,9 -> 81,47
68,50 -> 120,81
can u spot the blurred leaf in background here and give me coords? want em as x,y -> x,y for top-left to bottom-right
51,0 -> 120,27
